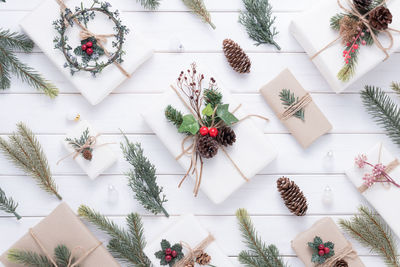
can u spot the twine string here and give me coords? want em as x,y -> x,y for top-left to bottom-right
320,242 -> 357,267
173,234 -> 215,267
278,93 -> 312,121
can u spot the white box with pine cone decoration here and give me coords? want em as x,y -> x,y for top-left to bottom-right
144,214 -> 234,267
290,0 -> 400,93
60,120 -> 117,179
142,63 -> 278,204
19,0 -> 154,105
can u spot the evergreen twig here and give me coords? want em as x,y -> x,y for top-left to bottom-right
339,206 -> 400,267
236,208 -> 287,267
361,85 -> 400,147
0,187 -> 21,220
78,205 -> 151,267
239,0 -> 280,50
121,133 -> 169,217
182,0 -> 216,30
0,123 -> 62,200
136,0 -> 160,10
204,88 -> 223,109
279,89 -> 305,121
165,105 -> 183,128
391,82 -> 400,97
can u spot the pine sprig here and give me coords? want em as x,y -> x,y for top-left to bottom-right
120,133 -> 169,217
204,88 -> 223,109
236,209 -> 287,267
361,86 -> 400,147
78,205 -> 151,267
0,123 -> 62,200
136,0 -> 160,10
0,187 -> 21,220
391,82 -> 400,97
239,0 -> 280,50
339,206 -> 400,267
182,0 -> 216,30
279,89 -> 305,121
0,29 -> 34,52
165,105 -> 183,128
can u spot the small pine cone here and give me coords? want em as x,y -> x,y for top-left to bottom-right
82,149 -> 92,161
353,0 -> 372,14
216,126 -> 236,146
368,6 -> 392,30
276,177 -> 308,216
197,135 -> 219,159
196,252 -> 211,265
339,16 -> 364,44
222,39 -> 251,74
333,259 -> 348,267
184,262 -> 194,267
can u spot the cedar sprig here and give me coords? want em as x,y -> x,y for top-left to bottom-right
78,205 -> 151,266
0,187 -> 21,220
65,127 -> 93,157
0,28 -> 59,98
8,244 -> 77,266
236,209 -> 288,267
339,206 -> 400,267
165,105 -> 183,128
391,82 -> 400,96
182,0 -> 216,30
120,133 -> 169,217
0,123 -> 62,200
204,88 -> 223,109
279,89 -> 305,121
361,85 -> 400,147
136,0 -> 160,10
239,0 -> 280,50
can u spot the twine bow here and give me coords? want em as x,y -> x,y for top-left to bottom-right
55,0 -> 131,77
29,228 -> 102,267
320,242 -> 357,267
278,93 -> 312,121
174,234 -> 215,267
311,0 -> 400,61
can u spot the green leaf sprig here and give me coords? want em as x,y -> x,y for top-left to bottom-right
308,236 -> 335,264
279,89 -> 305,121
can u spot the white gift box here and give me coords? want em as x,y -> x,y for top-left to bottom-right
20,0 -> 154,105
290,0 -> 400,93
142,67 -> 277,204
144,214 -> 234,267
345,142 -> 400,238
62,120 -> 117,179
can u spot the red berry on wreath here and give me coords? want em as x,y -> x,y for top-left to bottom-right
86,41 -> 93,48
318,250 -> 325,256
324,247 -> 330,254
165,248 -> 172,255
86,48 -> 93,55
199,126 -> 209,136
81,44 -> 87,51
318,244 -> 324,250
171,250 -> 177,258
209,128 -> 218,137
165,255 -> 172,262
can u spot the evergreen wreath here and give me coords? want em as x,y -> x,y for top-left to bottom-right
53,1 -> 129,76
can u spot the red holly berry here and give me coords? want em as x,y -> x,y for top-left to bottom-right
318,244 -> 325,250
171,250 -> 177,258
86,41 -> 93,48
324,247 -> 330,254
86,48 -> 93,55
199,126 -> 209,136
165,255 -> 172,262
165,248 -> 172,255
209,128 -> 218,137
318,250 -> 325,256
81,44 -> 87,51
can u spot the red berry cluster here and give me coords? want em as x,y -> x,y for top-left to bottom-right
164,248 -> 178,263
199,126 -> 218,137
342,28 -> 368,65
317,244 -> 330,256
81,41 -> 94,56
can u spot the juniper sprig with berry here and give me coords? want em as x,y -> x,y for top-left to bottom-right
65,128 -> 94,161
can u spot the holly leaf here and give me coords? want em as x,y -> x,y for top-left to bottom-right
202,103 -> 213,116
161,239 -> 171,250
313,236 -> 323,245
308,242 -> 317,250
311,253 -> 320,263
155,250 -> 164,259
171,244 -> 182,253
325,241 -> 334,249
178,114 -> 199,135
216,104 -> 238,126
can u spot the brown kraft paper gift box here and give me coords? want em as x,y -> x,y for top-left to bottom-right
0,202 -> 120,267
259,68 -> 332,148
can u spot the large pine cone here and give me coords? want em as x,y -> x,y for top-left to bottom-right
223,39 -> 251,74
197,135 -> 219,159
217,126 -> 236,146
196,252 -> 211,265
369,6 -> 392,30
277,177 -> 308,216
334,259 -> 348,267
82,149 -> 93,161
353,0 -> 371,14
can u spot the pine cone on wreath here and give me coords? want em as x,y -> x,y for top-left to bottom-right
82,149 -> 93,161
222,39 -> 251,74
196,252 -> 211,265
353,0 -> 372,14
276,177 -> 308,216
333,259 -> 349,267
197,135 -> 219,159
216,126 -> 236,146
368,6 -> 393,30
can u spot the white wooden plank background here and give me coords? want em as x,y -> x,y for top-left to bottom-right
0,0 -> 398,266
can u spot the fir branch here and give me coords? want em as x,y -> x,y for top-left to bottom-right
236,209 -> 287,267
330,13 -> 345,31
121,133 -> 169,217
136,0 -> 160,10
279,89 -> 305,121
339,206 -> 400,267
0,187 -> 21,220
0,123 -> 62,200
0,29 -> 34,52
78,205 -> 151,267
239,0 -> 280,50
361,86 -> 400,147
391,82 -> 400,97
182,0 -> 216,30
204,88 -> 223,109
0,55 -> 11,89
165,105 -> 183,128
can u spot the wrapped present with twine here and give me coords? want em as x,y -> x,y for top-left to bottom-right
0,203 -> 120,267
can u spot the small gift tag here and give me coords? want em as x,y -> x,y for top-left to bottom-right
259,68 -> 332,148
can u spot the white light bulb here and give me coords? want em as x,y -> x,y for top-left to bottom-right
322,186 -> 333,205
107,184 -> 119,204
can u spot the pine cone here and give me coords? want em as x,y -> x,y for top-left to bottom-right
334,259 -> 348,267
339,16 -> 364,44
216,126 -> 236,146
353,0 -> 372,14
369,6 -> 392,30
82,149 -> 92,161
222,39 -> 251,74
276,177 -> 308,216
184,262 -> 194,267
197,135 -> 219,159
196,252 -> 211,265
